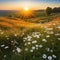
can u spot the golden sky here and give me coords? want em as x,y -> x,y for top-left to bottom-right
0,0 -> 60,10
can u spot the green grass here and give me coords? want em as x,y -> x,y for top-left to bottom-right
0,22 -> 60,60
0,10 -> 60,60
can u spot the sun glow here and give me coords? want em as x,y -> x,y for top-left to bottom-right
20,6 -> 33,18
24,6 -> 29,11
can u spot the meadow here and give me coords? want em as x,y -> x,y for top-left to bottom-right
0,10 -> 60,60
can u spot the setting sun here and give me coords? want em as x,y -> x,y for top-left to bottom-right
20,6 -> 33,18
24,7 -> 29,11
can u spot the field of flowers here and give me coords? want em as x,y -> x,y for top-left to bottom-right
0,17 -> 60,60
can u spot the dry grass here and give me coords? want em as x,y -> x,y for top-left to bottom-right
0,17 -> 42,29
0,16 -> 60,30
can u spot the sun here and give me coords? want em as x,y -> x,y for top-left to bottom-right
20,6 -> 33,18
23,6 -> 29,11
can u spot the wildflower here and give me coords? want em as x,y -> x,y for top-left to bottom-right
5,46 -> 9,49
32,32 -> 40,38
46,35 -> 50,38
52,54 -> 57,58
32,46 -> 35,50
27,35 -> 32,41
36,45 -> 39,48
12,50 -> 15,52
23,38 -> 27,40
27,38 -> 31,41
36,35 -> 40,38
50,50 -> 53,52
42,54 -> 47,59
58,38 -> 60,40
27,35 -> 32,39
32,40 -> 37,44
30,49 -> 33,52
16,47 -> 21,53
39,45 -> 43,48
47,31 -> 54,34
4,55 -> 7,58
42,39 -> 47,42
46,48 -> 50,52
25,48 -> 28,51
1,44 -> 5,47
48,56 -> 52,60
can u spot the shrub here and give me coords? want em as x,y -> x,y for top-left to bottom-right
46,7 -> 52,15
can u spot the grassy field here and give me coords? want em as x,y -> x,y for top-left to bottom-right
0,10 -> 60,60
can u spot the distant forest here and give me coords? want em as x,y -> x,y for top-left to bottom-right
46,7 -> 60,15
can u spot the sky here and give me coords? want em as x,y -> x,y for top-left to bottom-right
0,0 -> 60,10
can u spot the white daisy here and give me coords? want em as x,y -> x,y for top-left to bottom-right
39,45 -> 43,48
1,44 -> 5,47
46,48 -> 50,52
32,46 -> 35,50
28,42 -> 31,45
42,39 -> 47,42
4,55 -> 7,58
46,35 -> 50,38
16,47 -> 21,53
50,50 -> 53,52
23,38 -> 27,40
47,28 -> 53,30
58,38 -> 60,40
48,56 -> 52,60
52,54 -> 57,58
47,31 -> 54,34
30,49 -> 33,52
36,45 -> 39,48
27,35 -> 32,39
42,54 -> 47,59
32,40 -> 37,44
5,46 -> 9,49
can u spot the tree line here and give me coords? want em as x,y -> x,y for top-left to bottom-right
46,7 -> 60,15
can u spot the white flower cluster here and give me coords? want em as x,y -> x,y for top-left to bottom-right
1,44 -> 9,49
32,32 -> 41,38
42,54 -> 57,60
46,48 -> 53,52
23,32 -> 44,52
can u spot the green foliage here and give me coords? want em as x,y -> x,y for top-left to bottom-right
53,7 -> 60,13
46,7 -> 52,15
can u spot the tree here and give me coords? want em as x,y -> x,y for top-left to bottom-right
53,7 -> 60,13
46,7 -> 52,15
